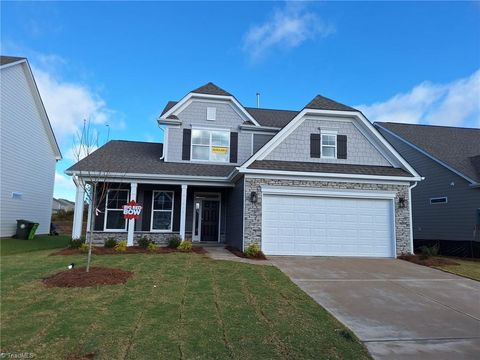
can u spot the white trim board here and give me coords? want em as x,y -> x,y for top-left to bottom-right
159,93 -> 261,127
239,108 -> 421,179
239,168 -> 421,182
261,186 -> 397,199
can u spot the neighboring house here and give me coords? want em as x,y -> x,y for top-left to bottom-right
52,198 -> 75,214
0,56 -> 62,237
66,82 -> 421,258
375,122 -> 480,257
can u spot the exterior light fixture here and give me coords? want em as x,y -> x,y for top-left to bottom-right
398,197 -> 406,208
250,191 -> 258,203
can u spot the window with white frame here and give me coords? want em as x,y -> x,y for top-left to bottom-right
151,191 -> 174,231
321,133 -> 337,158
191,129 -> 230,162
105,189 -> 129,231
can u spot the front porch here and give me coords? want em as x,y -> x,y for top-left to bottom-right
72,181 -> 238,247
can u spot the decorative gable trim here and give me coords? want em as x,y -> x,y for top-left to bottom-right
158,93 -> 261,127
240,108 -> 421,180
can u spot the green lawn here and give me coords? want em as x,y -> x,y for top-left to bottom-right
1,235 -> 70,255
1,237 -> 370,360
434,258 -> 480,281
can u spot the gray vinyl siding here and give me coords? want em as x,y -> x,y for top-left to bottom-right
253,133 -> 275,153
166,100 -> 252,165
266,118 -> 391,166
379,129 -> 480,242
226,177 -> 244,249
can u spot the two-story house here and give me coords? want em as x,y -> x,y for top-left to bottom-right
67,83 -> 421,258
1,56 -> 62,237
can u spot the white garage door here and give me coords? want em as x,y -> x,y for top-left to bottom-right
262,193 -> 394,257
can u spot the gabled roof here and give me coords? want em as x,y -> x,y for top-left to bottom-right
304,95 -> 358,112
0,55 -> 26,66
0,55 -> 62,160
376,122 -> 480,184
66,140 -> 234,178
191,82 -> 232,96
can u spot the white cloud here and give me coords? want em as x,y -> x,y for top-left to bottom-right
32,66 -> 114,144
357,70 -> 480,128
242,2 -> 334,61
54,171 -> 76,201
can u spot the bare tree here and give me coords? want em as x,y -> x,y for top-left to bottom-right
72,120 -> 124,272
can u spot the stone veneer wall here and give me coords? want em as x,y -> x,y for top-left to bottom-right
87,231 -> 180,246
243,178 -> 411,256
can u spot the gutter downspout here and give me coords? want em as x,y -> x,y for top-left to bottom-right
408,178 -> 422,254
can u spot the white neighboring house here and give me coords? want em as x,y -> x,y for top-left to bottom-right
52,198 -> 75,214
0,56 -> 62,237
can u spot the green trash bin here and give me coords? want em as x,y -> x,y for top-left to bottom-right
15,220 -> 39,240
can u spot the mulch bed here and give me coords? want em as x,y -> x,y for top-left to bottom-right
225,246 -> 268,260
399,254 -> 459,267
67,353 -> 96,360
43,266 -> 133,288
51,246 -> 207,256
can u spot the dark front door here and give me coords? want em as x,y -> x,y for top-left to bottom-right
201,200 -> 219,242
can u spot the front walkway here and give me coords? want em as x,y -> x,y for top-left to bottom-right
271,256 -> 480,360
205,246 -> 272,265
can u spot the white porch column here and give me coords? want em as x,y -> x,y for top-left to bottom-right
72,181 -> 85,239
127,182 -> 138,246
180,184 -> 188,239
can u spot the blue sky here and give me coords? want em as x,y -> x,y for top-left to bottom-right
2,1 -> 479,200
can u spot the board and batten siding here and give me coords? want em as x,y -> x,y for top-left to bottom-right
226,177 -> 244,250
378,128 -> 480,242
1,64 -> 57,236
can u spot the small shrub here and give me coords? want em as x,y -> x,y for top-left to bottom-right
114,240 -> 127,252
178,240 -> 193,252
79,243 -> 89,253
147,242 -> 158,253
69,237 -> 85,249
244,243 -> 261,257
137,235 -> 152,249
167,235 -> 182,249
104,237 -> 117,248
419,244 -> 440,260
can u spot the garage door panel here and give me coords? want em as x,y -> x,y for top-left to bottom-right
262,194 -> 394,258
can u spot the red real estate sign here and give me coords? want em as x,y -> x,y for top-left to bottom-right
123,201 -> 142,220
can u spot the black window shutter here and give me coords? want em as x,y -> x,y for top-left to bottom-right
230,132 -> 238,163
310,133 -> 321,158
337,135 -> 347,159
182,129 -> 191,160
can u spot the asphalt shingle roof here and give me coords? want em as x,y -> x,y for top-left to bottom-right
67,141 -> 235,177
191,82 -> 232,96
377,122 -> 480,183
304,95 -> 357,112
244,107 -> 299,128
248,160 -> 413,177
0,55 -> 26,66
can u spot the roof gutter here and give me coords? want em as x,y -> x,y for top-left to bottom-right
237,167 -> 422,182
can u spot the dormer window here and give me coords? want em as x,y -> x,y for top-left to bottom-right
321,132 -> 337,159
191,129 -> 230,162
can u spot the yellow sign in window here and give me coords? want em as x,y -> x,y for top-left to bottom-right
212,146 -> 228,155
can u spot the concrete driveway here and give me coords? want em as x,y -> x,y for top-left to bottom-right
271,257 -> 480,360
